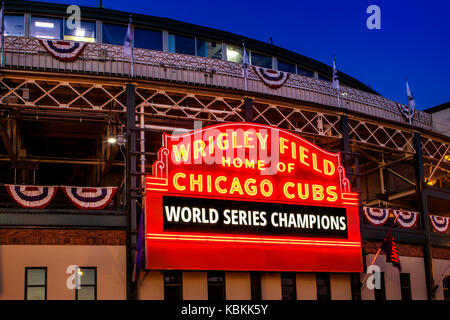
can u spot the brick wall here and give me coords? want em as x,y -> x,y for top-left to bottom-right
0,228 -> 126,245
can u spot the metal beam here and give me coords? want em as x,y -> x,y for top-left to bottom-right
413,132 -> 435,300
386,168 -> 416,186
0,120 -> 16,161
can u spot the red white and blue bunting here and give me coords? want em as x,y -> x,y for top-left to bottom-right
429,215 -> 450,233
39,40 -> 87,62
4,184 -> 58,208
253,66 -> 289,89
363,206 -> 419,229
396,102 -> 415,122
61,186 -> 117,209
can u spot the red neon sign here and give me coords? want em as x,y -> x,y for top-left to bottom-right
146,122 -> 362,272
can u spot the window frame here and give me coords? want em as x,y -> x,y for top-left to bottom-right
4,13 -> 26,37
25,267 -> 47,300
75,267 -> 97,300
133,26 -> 163,51
63,18 -> 97,43
163,270 -> 183,301
250,50 -> 273,69
207,271 -> 226,301
400,273 -> 412,300
281,272 -> 297,300
29,15 -> 63,40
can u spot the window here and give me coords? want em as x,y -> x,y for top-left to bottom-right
297,66 -> 315,78
250,272 -> 261,300
4,14 -> 25,36
444,276 -> 450,300
350,273 -> 361,300
207,271 -> 225,301
197,39 -> 222,59
168,34 -> 195,55
25,267 -> 47,300
374,272 -> 386,300
226,45 -> 242,63
251,52 -> 272,69
277,59 -> 296,73
102,23 -> 127,45
134,28 -> 162,51
281,272 -> 296,300
316,273 -> 331,300
164,271 -> 182,300
30,16 -> 62,40
400,273 -> 411,300
75,267 -> 97,300
318,74 -> 331,82
63,20 -> 96,43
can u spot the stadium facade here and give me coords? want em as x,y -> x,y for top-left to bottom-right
0,1 -> 449,301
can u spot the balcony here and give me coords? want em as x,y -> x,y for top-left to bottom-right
2,36 -> 432,130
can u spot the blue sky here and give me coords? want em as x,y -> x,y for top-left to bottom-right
27,0 -> 450,109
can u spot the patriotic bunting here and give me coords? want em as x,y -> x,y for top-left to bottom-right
363,206 -> 419,229
61,186 -> 117,209
396,102 -> 415,123
253,66 -> 289,89
4,184 -> 58,208
429,215 -> 450,233
39,40 -> 87,62
363,207 -> 390,225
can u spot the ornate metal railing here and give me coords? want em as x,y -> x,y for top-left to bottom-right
2,36 -> 432,129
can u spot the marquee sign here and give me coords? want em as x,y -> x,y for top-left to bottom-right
145,122 -> 362,272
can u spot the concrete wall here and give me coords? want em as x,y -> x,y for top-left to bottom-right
225,272 -> 251,300
330,273 -> 352,300
0,245 -> 126,300
361,254 -> 427,300
431,109 -> 450,136
261,273 -> 282,300
183,272 -> 208,300
296,273 -> 317,300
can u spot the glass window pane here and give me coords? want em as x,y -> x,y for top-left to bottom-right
197,39 -> 222,59
64,20 -> 96,43
277,60 -> 296,73
168,34 -> 195,55
102,23 -> 127,45
30,16 -> 62,40
134,28 -> 162,51
251,52 -> 272,69
80,268 -> 95,285
318,74 -> 331,82
77,286 -> 95,300
26,287 -> 45,300
4,14 -> 25,36
27,269 -> 46,286
297,66 -> 315,77
226,45 -> 242,63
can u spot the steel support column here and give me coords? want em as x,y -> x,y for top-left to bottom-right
413,132 -> 435,299
244,97 -> 253,122
126,83 -> 138,300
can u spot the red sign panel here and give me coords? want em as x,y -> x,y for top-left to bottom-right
146,122 -> 362,272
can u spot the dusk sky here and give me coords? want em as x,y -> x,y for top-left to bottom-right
27,0 -> 450,110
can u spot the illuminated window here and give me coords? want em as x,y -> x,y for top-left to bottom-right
226,45 -> 242,63
64,20 -> 96,43
251,52 -> 272,69
208,271 -> 225,301
251,272 -> 262,300
281,272 -> 296,300
30,16 -> 62,40
4,14 -> 25,36
25,267 -> 47,300
102,23 -> 127,45
374,272 -> 386,300
297,66 -> 315,78
164,271 -> 182,300
134,28 -> 162,51
277,59 -> 296,73
168,34 -> 195,55
75,267 -> 97,300
197,39 -> 222,59
316,273 -> 331,300
400,273 -> 412,300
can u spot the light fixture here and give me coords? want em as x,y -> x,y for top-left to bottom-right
107,137 -> 117,144
227,48 -> 239,59
35,21 -> 54,28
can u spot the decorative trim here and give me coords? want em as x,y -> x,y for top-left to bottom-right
61,186 -> 117,210
396,102 -> 415,122
252,66 -> 289,88
429,215 -> 450,233
363,206 -> 419,229
39,40 -> 87,62
4,185 -> 58,209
